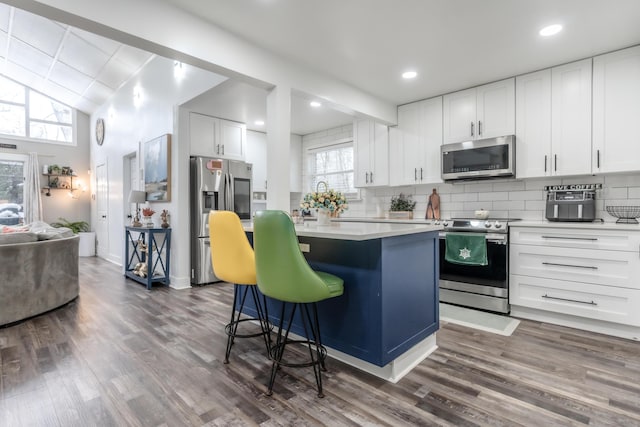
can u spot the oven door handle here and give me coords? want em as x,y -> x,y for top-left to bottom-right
439,232 -> 507,243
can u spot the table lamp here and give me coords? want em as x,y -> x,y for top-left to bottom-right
128,190 -> 146,227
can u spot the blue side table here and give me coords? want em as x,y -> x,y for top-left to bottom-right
124,226 -> 171,290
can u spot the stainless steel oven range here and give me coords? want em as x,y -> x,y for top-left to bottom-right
429,218 -> 518,314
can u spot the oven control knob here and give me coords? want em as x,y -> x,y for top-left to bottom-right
494,221 -> 502,229
484,221 -> 492,228
442,221 -> 449,227
434,220 -> 440,225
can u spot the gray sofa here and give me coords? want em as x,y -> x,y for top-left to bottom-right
0,234 -> 79,326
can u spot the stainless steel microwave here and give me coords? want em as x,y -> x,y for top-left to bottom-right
441,135 -> 515,181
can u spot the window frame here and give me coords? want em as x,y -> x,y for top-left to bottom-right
304,138 -> 360,200
0,152 -> 27,222
0,74 -> 76,146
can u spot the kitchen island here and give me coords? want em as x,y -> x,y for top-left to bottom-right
244,221 -> 441,382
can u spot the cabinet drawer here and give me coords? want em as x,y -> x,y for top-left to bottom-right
510,244 -> 640,288
510,274 -> 640,327
510,226 -> 640,252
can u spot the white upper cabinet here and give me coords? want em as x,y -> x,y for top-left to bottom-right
218,119 -> 247,161
354,119 -> 389,187
516,59 -> 592,178
516,69 -> 552,178
551,58 -> 592,176
443,78 -> 515,144
189,112 -> 217,157
189,112 -> 246,161
593,45 -> 640,174
390,97 -> 443,186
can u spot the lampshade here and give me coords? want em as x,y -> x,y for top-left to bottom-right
128,190 -> 146,204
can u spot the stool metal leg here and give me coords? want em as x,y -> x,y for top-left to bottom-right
301,303 -> 324,398
225,284 -> 272,364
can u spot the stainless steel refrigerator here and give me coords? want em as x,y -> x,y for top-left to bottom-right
190,156 -> 252,285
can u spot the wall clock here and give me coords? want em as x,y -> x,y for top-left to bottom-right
95,118 -> 105,146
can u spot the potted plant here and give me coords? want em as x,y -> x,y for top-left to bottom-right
51,217 -> 95,256
389,193 -> 416,219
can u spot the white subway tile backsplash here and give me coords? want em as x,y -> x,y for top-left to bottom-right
509,190 -> 544,201
629,187 -> 640,198
479,191 -> 509,201
603,187 -> 628,199
493,200 -> 525,211
604,173 -> 640,186
525,200 -> 546,211
451,192 -> 478,202
492,181 -> 526,192
464,183 -> 494,193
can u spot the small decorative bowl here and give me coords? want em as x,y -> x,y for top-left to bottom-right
475,209 -> 490,220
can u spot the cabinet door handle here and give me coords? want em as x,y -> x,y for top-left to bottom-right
216,144 -> 220,154
420,168 -> 423,181
265,180 -> 267,189
478,120 -> 482,136
222,145 -> 225,155
597,149 -> 600,169
414,168 -> 417,181
544,155 -> 547,172
554,154 -> 557,172
470,121 -> 474,137
370,171 -> 373,183
542,262 -> 598,270
365,172 -> 369,184
541,236 -> 598,241
542,294 -> 597,306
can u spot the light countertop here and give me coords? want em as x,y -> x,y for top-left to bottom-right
243,220 -> 442,241
510,220 -> 640,232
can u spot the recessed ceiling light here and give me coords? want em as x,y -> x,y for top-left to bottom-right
310,101 -> 322,108
254,120 -> 265,126
402,71 -> 418,79
539,24 -> 562,37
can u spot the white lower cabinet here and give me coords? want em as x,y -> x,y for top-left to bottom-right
510,226 -> 640,333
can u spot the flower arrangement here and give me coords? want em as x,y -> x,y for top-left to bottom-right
390,193 -> 416,212
142,207 -> 156,217
301,188 -> 348,215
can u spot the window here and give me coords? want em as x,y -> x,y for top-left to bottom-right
306,141 -> 357,197
0,153 -> 26,225
0,74 -> 74,143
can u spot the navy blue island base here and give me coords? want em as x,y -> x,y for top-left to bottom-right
244,222 -> 439,379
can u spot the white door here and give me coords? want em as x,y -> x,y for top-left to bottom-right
476,78 -> 515,139
593,45 -> 640,173
551,58 -> 593,176
95,162 -> 109,259
443,87 -> 476,143
516,69 -> 552,178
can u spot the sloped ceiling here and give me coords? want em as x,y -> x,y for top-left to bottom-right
0,4 -> 154,114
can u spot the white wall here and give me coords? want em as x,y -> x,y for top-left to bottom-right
89,55 -> 225,288
0,111 -> 91,225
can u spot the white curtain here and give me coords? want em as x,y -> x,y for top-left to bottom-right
24,152 -> 43,223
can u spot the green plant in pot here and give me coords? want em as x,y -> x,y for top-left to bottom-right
51,217 -> 90,234
389,193 -> 416,219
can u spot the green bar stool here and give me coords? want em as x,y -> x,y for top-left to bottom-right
253,210 -> 344,398
209,211 -> 271,364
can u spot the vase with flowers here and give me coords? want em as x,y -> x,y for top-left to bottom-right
301,181 -> 348,226
141,207 -> 156,228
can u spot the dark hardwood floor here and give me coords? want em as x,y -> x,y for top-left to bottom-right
2,257 -> 640,426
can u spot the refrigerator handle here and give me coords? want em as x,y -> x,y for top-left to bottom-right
229,173 -> 235,212
223,173 -> 230,210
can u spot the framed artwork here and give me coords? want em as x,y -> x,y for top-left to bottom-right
144,134 -> 171,202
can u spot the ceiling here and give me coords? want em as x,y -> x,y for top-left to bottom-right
163,0 -> 640,105
0,3 -> 154,113
5,1 -> 640,136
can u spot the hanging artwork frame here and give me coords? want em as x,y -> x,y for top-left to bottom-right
143,134 -> 171,202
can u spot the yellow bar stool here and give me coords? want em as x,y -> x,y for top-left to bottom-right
253,210 -> 344,398
209,211 -> 271,364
